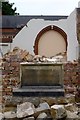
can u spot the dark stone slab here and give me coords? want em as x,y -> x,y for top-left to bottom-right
20,63 -> 64,87
13,86 -> 64,97
13,63 -> 64,97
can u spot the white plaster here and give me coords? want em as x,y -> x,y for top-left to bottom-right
67,9 -> 78,61
0,43 -> 11,55
78,1 -> 80,8
12,18 -> 67,54
12,8 -> 79,61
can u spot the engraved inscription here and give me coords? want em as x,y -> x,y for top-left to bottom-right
21,64 -> 63,86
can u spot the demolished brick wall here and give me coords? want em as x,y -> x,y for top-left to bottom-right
0,47 -> 33,103
0,47 -> 80,103
64,62 -> 80,94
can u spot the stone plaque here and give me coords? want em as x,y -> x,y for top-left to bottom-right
13,63 -> 64,97
20,63 -> 63,87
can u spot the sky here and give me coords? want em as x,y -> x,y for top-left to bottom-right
9,0 -> 80,15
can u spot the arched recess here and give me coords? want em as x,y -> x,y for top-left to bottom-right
33,25 -> 67,57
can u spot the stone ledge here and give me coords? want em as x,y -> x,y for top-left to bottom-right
13,87 -> 64,97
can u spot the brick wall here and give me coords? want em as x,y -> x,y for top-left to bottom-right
0,48 -> 80,103
64,62 -> 80,94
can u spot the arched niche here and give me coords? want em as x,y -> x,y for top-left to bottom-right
34,25 -> 67,57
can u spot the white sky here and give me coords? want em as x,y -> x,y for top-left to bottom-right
9,0 -> 80,15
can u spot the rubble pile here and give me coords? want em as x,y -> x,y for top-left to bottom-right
0,101 -> 80,120
0,47 -> 80,119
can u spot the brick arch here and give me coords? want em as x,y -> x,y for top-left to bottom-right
33,25 -> 67,55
